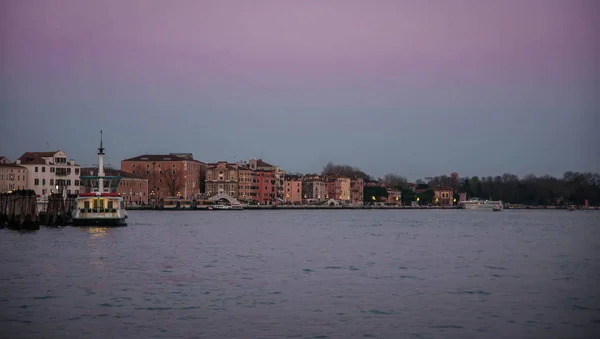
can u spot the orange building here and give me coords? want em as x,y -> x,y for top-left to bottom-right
283,175 -> 303,204
0,163 -> 27,192
121,153 -> 205,201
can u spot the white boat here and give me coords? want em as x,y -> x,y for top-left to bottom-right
461,197 -> 503,211
230,202 -> 244,210
72,131 -> 128,226
209,204 -> 232,210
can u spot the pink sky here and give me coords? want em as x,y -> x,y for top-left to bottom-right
1,0 -> 598,177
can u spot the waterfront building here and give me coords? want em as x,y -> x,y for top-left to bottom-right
283,175 -> 303,204
121,153 -> 204,201
434,187 -> 454,206
302,176 -> 328,202
205,161 -> 239,198
16,151 -> 81,196
248,158 -> 285,200
386,189 -> 402,205
0,163 -> 27,192
350,178 -> 364,205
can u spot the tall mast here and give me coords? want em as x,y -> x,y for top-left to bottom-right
98,130 -> 105,193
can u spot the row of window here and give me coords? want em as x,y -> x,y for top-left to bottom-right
34,179 -> 79,186
0,175 -> 24,181
34,166 -> 79,175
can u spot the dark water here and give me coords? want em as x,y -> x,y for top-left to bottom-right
1,210 -> 599,339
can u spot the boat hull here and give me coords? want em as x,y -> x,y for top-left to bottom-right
72,218 -> 127,227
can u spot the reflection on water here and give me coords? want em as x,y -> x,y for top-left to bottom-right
85,227 -> 109,238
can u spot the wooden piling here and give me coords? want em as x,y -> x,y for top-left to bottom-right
0,190 -> 40,230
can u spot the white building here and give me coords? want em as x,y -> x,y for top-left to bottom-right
16,150 -> 81,196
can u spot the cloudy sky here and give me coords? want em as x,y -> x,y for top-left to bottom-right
1,0 -> 598,180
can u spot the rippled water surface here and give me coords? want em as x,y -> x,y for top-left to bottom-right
1,210 -> 599,339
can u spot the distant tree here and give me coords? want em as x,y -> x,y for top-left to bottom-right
381,173 -> 408,189
417,189 -> 434,205
363,186 -> 388,203
322,161 -> 371,180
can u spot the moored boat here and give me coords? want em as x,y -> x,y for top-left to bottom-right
72,131 -> 128,226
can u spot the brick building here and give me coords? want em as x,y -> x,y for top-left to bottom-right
121,153 -> 204,201
256,170 -> 277,204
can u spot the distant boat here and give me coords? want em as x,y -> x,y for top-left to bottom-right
461,197 -> 504,211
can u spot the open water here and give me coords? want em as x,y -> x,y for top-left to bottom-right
1,210 -> 599,339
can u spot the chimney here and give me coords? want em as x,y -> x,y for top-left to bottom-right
16,160 -> 21,164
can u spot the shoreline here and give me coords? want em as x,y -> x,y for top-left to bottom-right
125,205 -> 599,211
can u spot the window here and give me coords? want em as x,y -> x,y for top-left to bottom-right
50,167 -> 55,173
42,179 -> 46,185
50,179 -> 54,185
67,180 -> 71,185
35,167 -> 38,172
34,179 -> 39,185
67,190 -> 71,195
84,201 -> 90,209
75,180 -> 79,186
75,168 -> 79,175
108,201 -> 113,209
42,167 -> 46,172
75,190 -> 79,195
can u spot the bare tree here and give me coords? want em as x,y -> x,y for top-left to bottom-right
162,168 -> 184,197
381,173 -> 408,189
322,161 -> 371,180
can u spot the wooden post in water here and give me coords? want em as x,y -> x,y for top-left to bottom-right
0,190 -> 40,230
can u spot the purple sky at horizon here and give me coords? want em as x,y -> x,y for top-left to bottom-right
1,0 -> 598,180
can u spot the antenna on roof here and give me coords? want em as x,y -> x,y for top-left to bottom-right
98,130 -> 105,155
46,142 -> 49,149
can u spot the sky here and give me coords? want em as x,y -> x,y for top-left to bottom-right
1,0 -> 598,180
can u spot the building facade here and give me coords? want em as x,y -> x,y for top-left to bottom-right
302,177 -> 328,202
121,154 -> 204,201
386,189 -> 402,205
333,177 -> 351,202
16,151 -> 81,196
256,170 -> 277,204
205,162 -> 239,198
434,187 -> 454,206
247,158 -> 285,200
0,163 -> 27,192
350,178 -> 364,205
283,175 -> 303,204
237,166 -> 257,202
